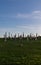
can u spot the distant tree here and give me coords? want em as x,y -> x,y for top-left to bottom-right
35,33 -> 38,40
19,35 -> 22,40
18,33 -> 19,38
30,33 -> 32,40
27,35 -> 29,40
30,33 -> 32,37
14,33 -> 16,39
11,33 -> 12,39
22,32 -> 24,38
8,32 -> 10,38
36,33 -> 38,37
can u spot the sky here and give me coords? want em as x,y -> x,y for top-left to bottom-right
0,0 -> 41,37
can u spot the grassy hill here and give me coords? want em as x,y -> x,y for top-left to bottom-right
0,38 -> 41,65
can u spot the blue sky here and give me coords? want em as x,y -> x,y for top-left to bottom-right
0,0 -> 41,37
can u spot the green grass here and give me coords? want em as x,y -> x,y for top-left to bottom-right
0,38 -> 41,65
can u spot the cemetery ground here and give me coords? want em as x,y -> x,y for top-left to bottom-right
0,38 -> 41,65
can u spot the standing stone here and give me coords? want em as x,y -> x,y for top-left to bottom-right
4,32 -> 7,42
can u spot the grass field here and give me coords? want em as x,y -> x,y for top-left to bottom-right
0,38 -> 41,65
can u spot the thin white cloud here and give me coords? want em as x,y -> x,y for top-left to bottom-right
13,11 -> 41,19
0,10 -> 41,19
32,10 -> 41,19
15,10 -> 41,19
32,11 -> 41,14
15,13 -> 30,18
